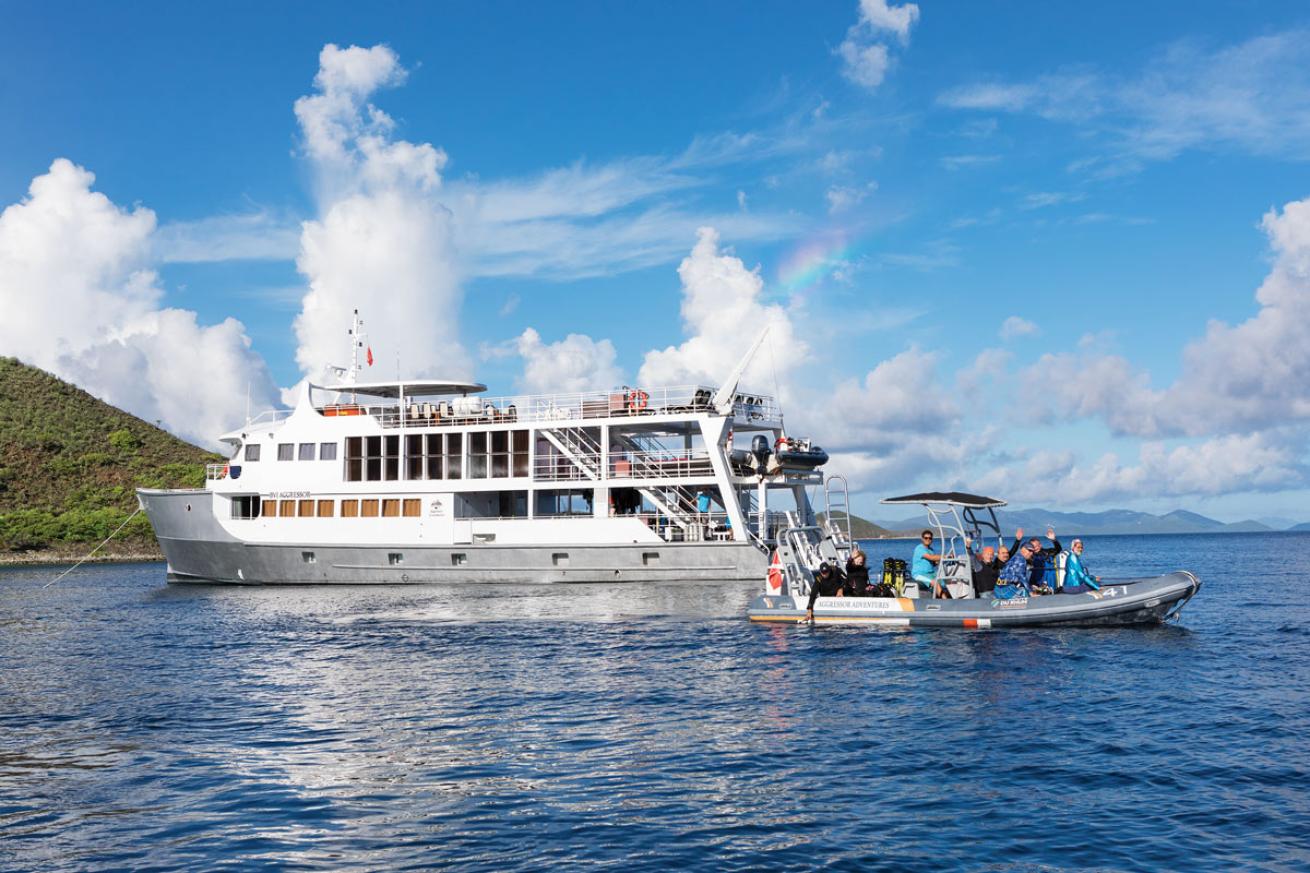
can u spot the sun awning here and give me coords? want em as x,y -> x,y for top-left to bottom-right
319,380 -> 487,398
881,492 -> 1007,508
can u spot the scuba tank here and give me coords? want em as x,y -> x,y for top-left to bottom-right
882,557 -> 895,588
893,559 -> 907,595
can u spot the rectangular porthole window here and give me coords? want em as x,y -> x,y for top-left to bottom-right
402,498 -> 421,517
382,499 -> 400,517
278,443 -> 294,461
361,499 -> 379,518
279,500 -> 295,517
643,552 -> 660,565
298,442 -> 316,461
298,499 -> 314,517
261,499 -> 275,517
320,442 -> 337,461
245,444 -> 261,462
388,553 -> 404,565
552,552 -> 569,566
317,499 -> 335,517
451,553 -> 467,566
302,551 -> 316,564
341,500 -> 359,518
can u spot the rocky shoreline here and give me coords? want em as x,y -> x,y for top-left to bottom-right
0,542 -> 163,567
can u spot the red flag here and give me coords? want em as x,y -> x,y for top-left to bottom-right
366,345 -> 374,367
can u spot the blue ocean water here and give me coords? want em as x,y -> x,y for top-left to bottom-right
2,532 -> 1308,871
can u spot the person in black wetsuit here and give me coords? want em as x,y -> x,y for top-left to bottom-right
971,544 -> 1001,596
844,547 -> 871,596
806,562 -> 846,620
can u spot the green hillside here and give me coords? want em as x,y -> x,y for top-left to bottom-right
0,357 -> 219,557
818,512 -> 899,539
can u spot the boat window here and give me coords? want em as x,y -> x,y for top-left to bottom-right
491,430 -> 509,478
320,442 -> 337,461
261,499 -> 275,517
298,499 -> 315,517
405,434 -> 424,480
512,430 -> 530,477
341,499 -> 359,518
365,436 -> 382,481
384,435 -> 400,481
403,498 -> 421,517
245,444 -> 261,462
468,432 -> 488,479
552,552 -> 570,566
230,496 -> 261,519
302,551 -> 316,564
278,443 -> 294,461
388,553 -> 404,565
298,443 -> 316,461
445,433 -> 463,479
535,489 -> 593,517
382,499 -> 400,517
361,499 -> 380,518
643,552 -> 660,566
317,499 -> 335,517
345,437 -> 363,482
278,499 -> 295,517
425,434 -> 444,480
451,553 -> 467,566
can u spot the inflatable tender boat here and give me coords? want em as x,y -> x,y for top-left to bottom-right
749,491 -> 1201,628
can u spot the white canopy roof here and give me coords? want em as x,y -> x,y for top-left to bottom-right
319,380 -> 487,398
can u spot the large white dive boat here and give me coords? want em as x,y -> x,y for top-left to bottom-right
137,324 -> 833,584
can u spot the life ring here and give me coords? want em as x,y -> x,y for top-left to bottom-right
766,549 -> 784,593
775,436 -> 788,453
627,389 -> 649,412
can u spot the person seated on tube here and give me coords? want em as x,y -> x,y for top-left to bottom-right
1009,527 -> 1062,595
994,541 -> 1035,600
806,561 -> 847,620
970,543 -> 1001,598
844,547 -> 871,596
911,529 -> 948,598
1060,538 -> 1102,594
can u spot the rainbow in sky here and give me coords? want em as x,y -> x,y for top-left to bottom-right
775,231 -> 855,295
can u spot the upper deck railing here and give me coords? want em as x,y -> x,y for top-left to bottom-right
315,385 -> 781,429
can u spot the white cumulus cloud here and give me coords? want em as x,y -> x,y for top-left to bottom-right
291,43 -> 469,383
638,227 -> 806,393
0,159 -> 277,446
999,315 -> 1040,340
510,328 -> 623,395
837,0 -> 920,92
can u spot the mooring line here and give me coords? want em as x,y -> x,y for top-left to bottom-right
43,507 -> 143,589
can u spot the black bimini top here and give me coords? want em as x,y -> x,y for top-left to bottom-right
881,492 -> 1007,508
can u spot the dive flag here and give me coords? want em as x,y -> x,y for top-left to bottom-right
366,345 -> 374,367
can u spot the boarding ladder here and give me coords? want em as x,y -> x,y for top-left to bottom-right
823,475 -> 853,544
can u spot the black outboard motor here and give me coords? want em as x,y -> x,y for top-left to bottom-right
750,434 -> 771,473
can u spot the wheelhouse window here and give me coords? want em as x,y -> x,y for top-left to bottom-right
320,442 -> 337,461
512,430 -> 529,476
384,435 -> 399,481
277,443 -> 294,461
445,433 -> 463,479
244,444 -> 261,462
298,442 -> 316,461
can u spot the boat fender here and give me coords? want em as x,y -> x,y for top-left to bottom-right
767,550 -> 784,593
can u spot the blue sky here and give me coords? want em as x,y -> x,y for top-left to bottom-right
3,1 -> 1310,522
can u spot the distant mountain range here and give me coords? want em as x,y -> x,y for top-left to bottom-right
869,506 -> 1309,537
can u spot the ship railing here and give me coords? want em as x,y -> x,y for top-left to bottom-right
623,511 -> 735,543
609,450 -> 715,479
330,385 -> 781,429
246,408 -> 292,427
206,463 -> 230,480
